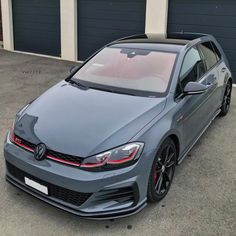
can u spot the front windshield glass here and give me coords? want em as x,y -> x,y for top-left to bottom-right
73,46 -> 177,96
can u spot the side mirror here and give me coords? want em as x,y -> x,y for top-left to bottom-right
183,82 -> 208,95
70,65 -> 81,74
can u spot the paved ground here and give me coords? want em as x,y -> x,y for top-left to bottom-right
0,50 -> 235,236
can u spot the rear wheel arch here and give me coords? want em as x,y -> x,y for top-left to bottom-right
228,77 -> 233,85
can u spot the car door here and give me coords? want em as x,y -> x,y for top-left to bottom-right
175,46 -> 215,150
197,41 -> 222,114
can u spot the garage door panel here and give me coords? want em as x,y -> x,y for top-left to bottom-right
216,39 -> 236,51
79,11 -> 145,22
79,0 -> 145,12
78,0 -> 146,60
80,20 -> 144,32
169,14 -> 236,28
79,38 -> 107,49
78,38 -> 109,58
14,20 -> 60,29
168,24 -> 236,39
14,41 -> 59,56
80,28 -> 140,40
13,0 -> 58,6
225,51 -> 236,62
14,29 -> 60,41
13,6 -> 60,16
13,0 -> 60,56
168,0 -> 236,82
14,23 -> 60,33
170,2 -> 236,16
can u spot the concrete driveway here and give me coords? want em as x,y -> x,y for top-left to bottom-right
0,50 -> 235,236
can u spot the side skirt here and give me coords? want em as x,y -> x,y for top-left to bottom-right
177,109 -> 221,165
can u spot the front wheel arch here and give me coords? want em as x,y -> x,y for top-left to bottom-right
153,132 -> 181,163
168,134 -> 180,163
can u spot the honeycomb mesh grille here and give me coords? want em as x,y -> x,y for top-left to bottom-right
6,161 -> 92,206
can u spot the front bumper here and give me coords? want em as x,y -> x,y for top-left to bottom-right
4,134 -> 148,219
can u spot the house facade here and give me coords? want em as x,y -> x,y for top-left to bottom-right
1,0 -> 236,82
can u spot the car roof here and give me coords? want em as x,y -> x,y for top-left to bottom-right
109,32 -> 209,53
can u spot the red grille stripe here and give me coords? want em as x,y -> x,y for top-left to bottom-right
10,131 -> 81,167
46,154 -> 81,167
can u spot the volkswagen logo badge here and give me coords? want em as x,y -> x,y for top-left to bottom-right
34,143 -> 47,161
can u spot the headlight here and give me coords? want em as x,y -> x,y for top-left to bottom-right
9,121 -> 21,145
9,121 -> 15,142
80,142 -> 144,170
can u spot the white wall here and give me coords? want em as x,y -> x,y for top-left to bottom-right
1,0 -> 14,50
145,0 -> 168,34
60,0 -> 77,61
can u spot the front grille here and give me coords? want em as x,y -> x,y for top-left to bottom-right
14,135 -> 82,166
15,135 -> 36,150
46,150 -> 82,165
6,161 -> 92,206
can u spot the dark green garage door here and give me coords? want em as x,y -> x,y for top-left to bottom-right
168,0 -> 236,83
78,0 -> 146,61
12,0 -> 60,56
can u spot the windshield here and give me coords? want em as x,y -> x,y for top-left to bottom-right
73,46 -> 177,97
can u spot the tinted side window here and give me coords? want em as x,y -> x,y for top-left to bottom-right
179,47 -> 205,89
211,42 -> 222,61
198,42 -> 218,70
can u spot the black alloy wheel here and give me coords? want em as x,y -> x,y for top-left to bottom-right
147,138 -> 177,202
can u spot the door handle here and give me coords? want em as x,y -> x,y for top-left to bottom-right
206,81 -> 217,88
221,67 -> 226,73
206,82 -> 213,88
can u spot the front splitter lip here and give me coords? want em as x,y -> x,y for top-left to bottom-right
6,175 -> 147,220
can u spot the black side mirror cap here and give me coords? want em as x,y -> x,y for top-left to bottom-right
183,82 -> 208,95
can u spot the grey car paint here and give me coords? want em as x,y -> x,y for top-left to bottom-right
13,82 -> 167,157
4,34 -> 232,219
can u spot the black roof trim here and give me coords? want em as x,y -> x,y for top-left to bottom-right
169,32 -> 208,40
109,32 -> 210,46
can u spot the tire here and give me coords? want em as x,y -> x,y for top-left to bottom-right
219,80 -> 232,117
147,138 -> 177,202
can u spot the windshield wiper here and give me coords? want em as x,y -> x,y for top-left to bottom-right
111,89 -> 136,96
68,79 -> 89,90
90,86 -> 135,96
68,79 -> 135,96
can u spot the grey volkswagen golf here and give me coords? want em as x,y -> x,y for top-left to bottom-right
4,33 -> 232,219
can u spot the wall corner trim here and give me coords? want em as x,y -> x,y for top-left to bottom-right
145,0 -> 168,34
60,0 -> 77,61
1,0 -> 14,50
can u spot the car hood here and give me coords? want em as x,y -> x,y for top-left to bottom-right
14,81 -> 166,157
